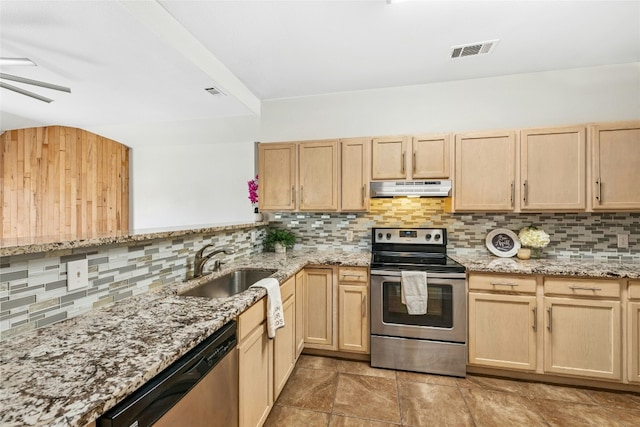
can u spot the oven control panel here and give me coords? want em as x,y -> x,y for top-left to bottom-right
373,228 -> 446,245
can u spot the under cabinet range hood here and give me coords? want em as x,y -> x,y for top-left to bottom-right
370,180 -> 452,198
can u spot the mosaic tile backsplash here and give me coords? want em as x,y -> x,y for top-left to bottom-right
268,198 -> 639,260
0,226 -> 266,340
2,198 -> 639,340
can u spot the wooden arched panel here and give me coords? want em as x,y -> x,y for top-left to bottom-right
1,126 -> 129,245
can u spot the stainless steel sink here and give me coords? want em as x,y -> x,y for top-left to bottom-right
181,269 -> 277,299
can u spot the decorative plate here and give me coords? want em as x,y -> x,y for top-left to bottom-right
485,228 -> 520,258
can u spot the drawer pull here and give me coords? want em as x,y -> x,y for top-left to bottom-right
569,286 -> 602,291
343,274 -> 363,277
532,306 -> 537,332
547,306 -> 552,332
491,282 -> 519,287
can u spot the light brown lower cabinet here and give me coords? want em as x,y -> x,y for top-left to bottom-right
627,280 -> 640,384
338,283 -> 369,353
468,273 -> 631,385
303,268 -> 335,349
238,306 -> 273,427
238,276 -> 297,427
543,297 -> 621,381
337,266 -> 370,354
468,292 -> 537,371
295,270 -> 305,358
273,277 -> 296,399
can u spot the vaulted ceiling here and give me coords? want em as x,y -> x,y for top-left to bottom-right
1,0 -> 638,130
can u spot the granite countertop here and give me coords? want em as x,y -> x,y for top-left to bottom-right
0,249 -> 370,427
450,254 -> 640,279
0,221 -> 268,257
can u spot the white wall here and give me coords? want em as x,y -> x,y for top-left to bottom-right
260,63 -> 640,141
90,115 -> 259,231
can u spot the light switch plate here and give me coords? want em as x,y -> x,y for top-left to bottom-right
67,259 -> 89,291
346,230 -> 354,242
617,234 -> 629,249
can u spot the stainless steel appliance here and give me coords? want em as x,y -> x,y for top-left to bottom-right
99,321 -> 238,427
370,228 -> 467,377
370,180 -> 452,198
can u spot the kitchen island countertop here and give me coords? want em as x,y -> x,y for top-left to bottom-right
0,250 -> 369,427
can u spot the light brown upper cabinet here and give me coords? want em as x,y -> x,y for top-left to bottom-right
371,136 -> 409,180
298,140 -> 339,211
412,134 -> 451,179
371,135 -> 450,180
454,131 -> 516,211
341,138 -> 370,211
520,126 -> 586,211
591,121 -> 640,210
258,143 -> 297,211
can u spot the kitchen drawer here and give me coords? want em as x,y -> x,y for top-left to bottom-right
629,280 -> 640,300
338,267 -> 368,283
280,276 -> 295,301
238,298 -> 267,341
544,278 -> 620,299
469,274 -> 536,294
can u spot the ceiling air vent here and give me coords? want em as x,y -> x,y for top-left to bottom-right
205,86 -> 225,96
450,40 -> 499,59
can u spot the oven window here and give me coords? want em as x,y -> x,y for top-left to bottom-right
382,281 -> 453,328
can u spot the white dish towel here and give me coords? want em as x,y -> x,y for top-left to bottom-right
401,271 -> 428,315
250,278 -> 285,338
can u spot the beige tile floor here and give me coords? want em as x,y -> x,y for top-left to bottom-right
265,355 -> 640,426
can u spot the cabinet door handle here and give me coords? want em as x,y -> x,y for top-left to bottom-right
413,151 -> 416,173
532,306 -> 537,332
361,185 -> 365,205
523,180 -> 528,204
291,186 -> 295,204
569,285 -> 602,291
510,181 -> 515,207
595,178 -> 602,204
401,151 -> 406,174
300,185 -> 304,204
362,295 -> 366,318
491,282 -> 519,287
547,306 -> 552,332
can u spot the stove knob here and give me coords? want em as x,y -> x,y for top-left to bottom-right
426,234 -> 432,240
386,233 -> 391,240
377,233 -> 383,239
434,234 -> 441,240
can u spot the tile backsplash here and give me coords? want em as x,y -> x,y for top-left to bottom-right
2,199 -> 639,340
268,198 -> 639,260
0,226 -> 266,340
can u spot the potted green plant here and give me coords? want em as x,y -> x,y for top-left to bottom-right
264,228 -> 296,253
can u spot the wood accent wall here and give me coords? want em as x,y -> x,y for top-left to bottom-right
1,126 -> 129,246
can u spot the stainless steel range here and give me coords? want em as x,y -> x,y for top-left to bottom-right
370,227 -> 467,377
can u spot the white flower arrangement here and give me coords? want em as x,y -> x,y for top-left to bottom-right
518,226 -> 550,249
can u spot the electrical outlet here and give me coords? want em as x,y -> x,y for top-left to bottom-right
251,231 -> 257,243
346,230 -> 354,242
617,234 -> 629,249
67,259 -> 89,291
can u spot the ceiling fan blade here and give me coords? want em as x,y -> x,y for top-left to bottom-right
0,73 -> 71,93
0,81 -> 53,103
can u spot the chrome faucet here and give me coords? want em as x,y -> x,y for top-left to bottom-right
193,245 -> 235,278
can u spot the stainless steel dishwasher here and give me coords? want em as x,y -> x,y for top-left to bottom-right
98,321 -> 238,427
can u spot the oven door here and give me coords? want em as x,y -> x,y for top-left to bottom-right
370,271 -> 466,343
